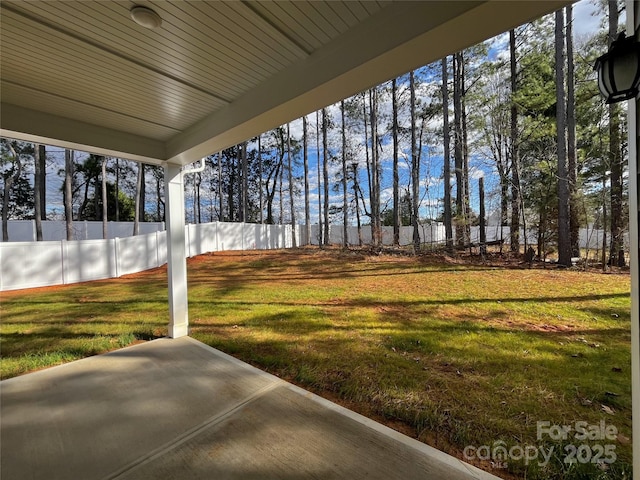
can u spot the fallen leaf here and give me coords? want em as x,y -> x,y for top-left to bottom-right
601,405 -> 615,415
616,433 -> 630,445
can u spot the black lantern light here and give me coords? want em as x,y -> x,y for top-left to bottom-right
594,32 -> 640,104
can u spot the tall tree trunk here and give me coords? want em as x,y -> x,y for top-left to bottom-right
241,142 -> 248,222
287,123 -> 297,247
461,55 -> 471,248
453,52 -> 464,247
353,163 -> 363,245
195,172 -> 202,224
363,92 -> 372,231
510,29 -> 521,254
602,174 -> 608,271
303,116 -> 310,244
608,0 -> 624,267
370,89 -> 381,247
133,161 -> 143,235
237,146 -> 243,223
138,163 -> 145,223
218,153 -> 224,221
316,111 -> 323,245
258,136 -> 264,224
566,4 -> 579,258
392,78 -> 400,246
64,149 -> 74,241
322,108 -> 330,246
101,156 -> 108,239
2,144 -> 22,242
156,170 -> 163,222
279,153 -> 284,224
115,158 -> 120,221
38,145 -> 46,220
341,100 -> 349,248
555,9 -> 572,266
34,144 -> 43,240
479,177 -> 487,256
229,153 -> 236,222
410,71 -> 420,252
442,57 -> 453,251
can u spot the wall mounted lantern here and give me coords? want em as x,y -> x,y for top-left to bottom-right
594,32 -> 640,104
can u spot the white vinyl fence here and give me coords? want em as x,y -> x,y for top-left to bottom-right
310,224 -> 624,250
0,221 -> 626,291
1,220 -> 165,242
0,222 -> 294,291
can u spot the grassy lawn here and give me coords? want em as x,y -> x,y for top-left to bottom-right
0,249 -> 631,479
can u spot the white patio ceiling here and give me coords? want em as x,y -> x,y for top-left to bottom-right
1,0 -> 570,167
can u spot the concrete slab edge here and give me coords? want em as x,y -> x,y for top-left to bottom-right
186,337 -> 502,480
0,337 -> 171,385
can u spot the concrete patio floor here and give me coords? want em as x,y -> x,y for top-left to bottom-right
1,337 -> 500,480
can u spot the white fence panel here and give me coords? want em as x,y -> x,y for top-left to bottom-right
63,239 -> 117,284
243,223 -> 259,250
267,224 -> 281,249
187,223 -> 217,257
43,221 -> 76,241
199,222 -> 218,256
116,234 -> 159,276
6,220 -> 36,242
157,231 -> 167,265
2,220 -> 165,242
216,222 -> 244,251
0,241 -> 63,290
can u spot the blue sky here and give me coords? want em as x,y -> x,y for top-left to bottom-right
25,0 -> 607,226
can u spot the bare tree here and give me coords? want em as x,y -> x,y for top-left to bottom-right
352,162 -> 363,245
322,108 -> 330,246
510,29 -> 521,254
133,161 -> 144,236
286,123 -> 297,247
34,144 -> 43,240
341,100 -> 348,248
64,149 -> 74,241
2,142 -> 22,241
392,78 -> 400,246
302,116 -> 310,244
453,52 -> 465,247
101,156 -> 108,239
555,9 -> 572,266
442,57 -> 453,251
410,71 -> 420,252
566,4 -> 579,257
38,145 -> 46,220
369,89 -> 381,247
608,0 -> 625,267
114,158 -> 120,221
316,111 -> 323,245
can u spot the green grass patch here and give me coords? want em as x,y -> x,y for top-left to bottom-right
0,249 -> 632,479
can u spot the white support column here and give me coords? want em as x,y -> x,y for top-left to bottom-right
628,2 -> 639,478
165,163 -> 188,338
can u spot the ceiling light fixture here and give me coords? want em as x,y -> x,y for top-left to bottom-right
130,6 -> 162,30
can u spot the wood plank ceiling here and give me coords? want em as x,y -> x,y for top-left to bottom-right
0,1 -> 571,166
